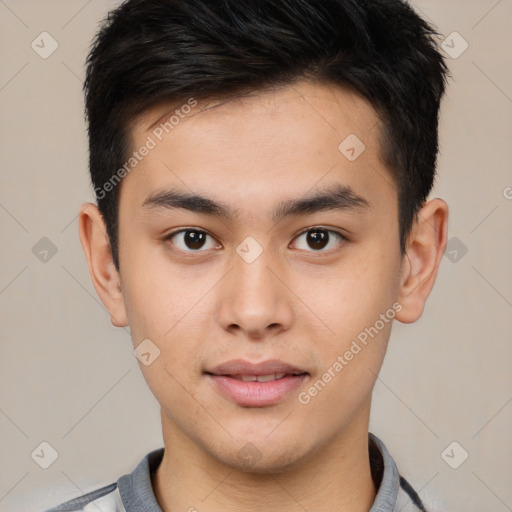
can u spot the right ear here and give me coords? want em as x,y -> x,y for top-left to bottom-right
78,203 -> 129,327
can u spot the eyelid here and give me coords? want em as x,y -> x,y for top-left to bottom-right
294,226 -> 349,241
163,227 -> 212,241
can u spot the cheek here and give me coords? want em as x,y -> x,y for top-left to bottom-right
298,276 -> 396,429
124,276 -> 209,415
119,238 -> 190,338
317,253 -> 398,335
301,245 -> 400,399
121,254 -> 217,377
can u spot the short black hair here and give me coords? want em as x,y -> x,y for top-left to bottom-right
84,0 -> 449,271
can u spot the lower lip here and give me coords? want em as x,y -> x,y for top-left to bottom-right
207,374 -> 308,407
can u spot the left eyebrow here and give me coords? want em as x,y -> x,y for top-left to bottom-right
141,183 -> 371,223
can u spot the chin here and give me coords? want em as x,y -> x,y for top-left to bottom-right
207,433 -> 313,475
223,448 -> 308,475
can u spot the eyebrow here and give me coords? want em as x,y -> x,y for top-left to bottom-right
142,183 -> 371,223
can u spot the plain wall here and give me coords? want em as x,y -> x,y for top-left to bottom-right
1,1 -> 511,510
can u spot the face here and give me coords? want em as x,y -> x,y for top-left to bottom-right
115,80 -> 404,471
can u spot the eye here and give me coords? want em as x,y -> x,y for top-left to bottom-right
292,227 -> 347,252
164,229 -> 220,252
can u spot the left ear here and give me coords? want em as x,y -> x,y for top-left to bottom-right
395,198 -> 449,324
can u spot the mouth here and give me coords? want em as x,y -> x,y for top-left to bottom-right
204,359 -> 309,407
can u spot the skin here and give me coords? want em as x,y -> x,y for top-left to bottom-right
79,79 -> 448,512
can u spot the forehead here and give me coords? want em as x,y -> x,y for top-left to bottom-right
121,80 -> 395,217
135,80 -> 380,141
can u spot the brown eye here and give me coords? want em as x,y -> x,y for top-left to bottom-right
306,230 -> 329,250
293,228 -> 346,252
166,229 -> 218,252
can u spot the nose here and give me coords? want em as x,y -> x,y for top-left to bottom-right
216,248 -> 294,339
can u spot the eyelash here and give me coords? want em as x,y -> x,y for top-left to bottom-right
162,227 -> 348,255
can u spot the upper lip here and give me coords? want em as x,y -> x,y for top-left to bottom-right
206,359 -> 309,376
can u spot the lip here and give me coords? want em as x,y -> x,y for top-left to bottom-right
206,358 -> 308,377
205,359 -> 309,407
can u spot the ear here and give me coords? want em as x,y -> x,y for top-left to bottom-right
78,203 -> 129,327
395,198 -> 449,324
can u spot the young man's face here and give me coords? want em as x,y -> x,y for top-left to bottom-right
81,80 -> 444,472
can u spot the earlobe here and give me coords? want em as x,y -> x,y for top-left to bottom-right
395,198 -> 449,324
78,203 -> 129,327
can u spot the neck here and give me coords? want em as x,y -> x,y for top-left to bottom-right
152,405 -> 376,512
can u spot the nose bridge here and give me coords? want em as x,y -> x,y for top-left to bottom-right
217,243 -> 292,337
235,248 -> 275,300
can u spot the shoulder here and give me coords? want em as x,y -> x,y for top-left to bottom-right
42,482 -> 123,512
369,433 -> 444,512
42,447 -> 164,512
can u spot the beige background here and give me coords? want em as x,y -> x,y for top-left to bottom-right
1,1 -> 511,511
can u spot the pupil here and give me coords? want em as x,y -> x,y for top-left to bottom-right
307,230 -> 328,250
185,231 -> 205,250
